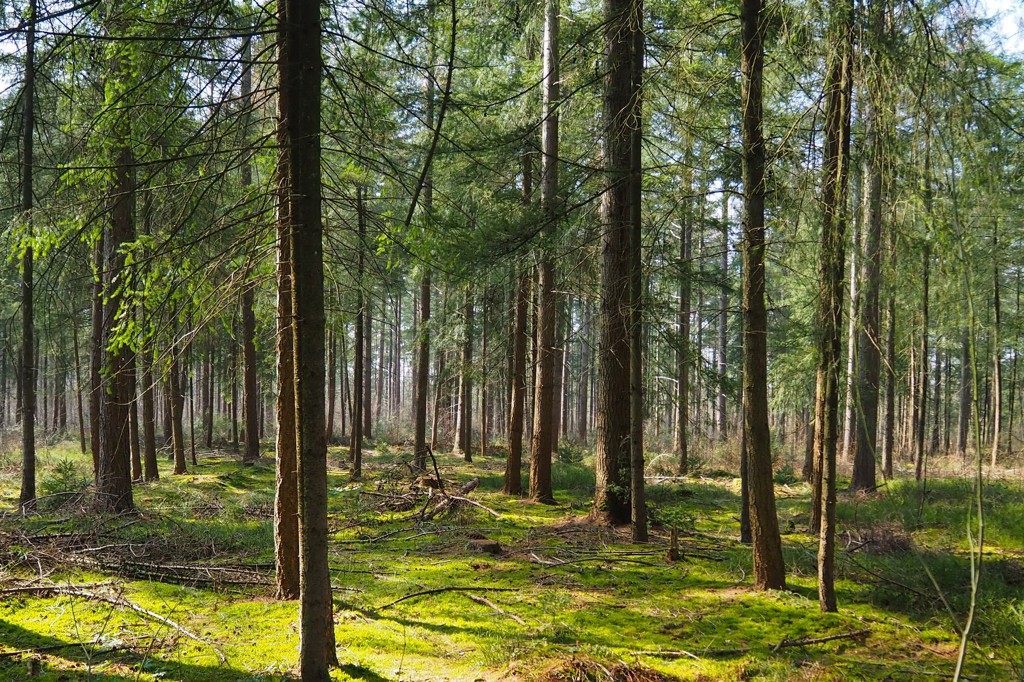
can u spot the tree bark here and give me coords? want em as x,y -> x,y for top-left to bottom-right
991,232 -> 1002,467
674,205 -> 692,473
326,326 -> 336,442
717,189 -> 728,441
279,0 -> 336,673
352,187 -> 366,479
628,1 -> 647,542
169,350 -> 187,475
19,0 -> 37,513
274,153 -> 299,601
741,0 -> 785,589
505,270 -> 529,495
812,0 -> 853,612
594,0 -> 639,525
530,0 -> 559,504
459,291 -> 474,461
850,71 -> 883,492
96,138 -> 137,513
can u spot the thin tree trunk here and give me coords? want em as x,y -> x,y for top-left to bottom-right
850,67 -> 883,491
204,345 -> 214,447
327,326 -> 336,443
352,187 -> 366,479
882,293 -> 896,479
812,0 -> 853,612
505,270 -> 529,495
414,268 -> 431,469
169,350 -> 187,475
363,290 -> 373,442
460,291 -> 474,462
674,205 -> 692,473
577,299 -> 591,444
129,357 -> 142,481
991,232 -> 1002,467
530,0 -> 558,503
72,312 -> 87,455
18,0 -> 37,512
717,188 -> 728,441
274,128 -> 300,602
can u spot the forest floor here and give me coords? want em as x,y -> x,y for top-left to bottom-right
1,437 -> 1023,681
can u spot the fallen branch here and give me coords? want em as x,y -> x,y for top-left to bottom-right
378,585 -> 516,610
635,628 -> 871,660
426,444 -> 446,495
631,649 -> 700,660
466,593 -> 526,625
771,628 -> 870,652
527,554 -> 657,568
421,479 -> 479,521
448,496 -> 501,518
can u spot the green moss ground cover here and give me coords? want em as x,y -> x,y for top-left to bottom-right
0,441 -> 1021,680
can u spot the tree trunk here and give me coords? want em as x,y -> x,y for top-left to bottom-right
327,327 -> 336,442
18,0 -> 37,512
674,205 -> 692,473
882,292 -> 896,480
274,155 -> 300,600
352,187 -> 366,479
717,189 -> 728,441
363,290 -> 373,442
991,232 -> 1002,467
530,0 -> 558,503
459,291 -> 474,462
812,0 -> 853,612
279,0 -> 336,672
415,268 -> 431,469
915,244 -> 930,480
628,3 -> 647,542
241,284 -> 260,462
72,312 -> 88,455
96,71 -> 137,514
850,72 -> 883,492
129,358 -> 142,481
594,0 -> 639,525
169,350 -> 187,475
505,269 -> 529,495
741,0 -> 785,588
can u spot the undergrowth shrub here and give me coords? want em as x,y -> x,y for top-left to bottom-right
556,442 -> 585,465
773,464 -> 799,485
39,457 -> 91,509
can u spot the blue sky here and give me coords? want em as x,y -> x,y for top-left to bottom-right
978,0 -> 1024,55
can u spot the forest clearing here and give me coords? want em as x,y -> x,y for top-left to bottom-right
1,439 -> 1022,681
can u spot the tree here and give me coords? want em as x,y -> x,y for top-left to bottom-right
278,0 -> 336,672
850,3 -> 886,491
812,0 -> 854,613
740,0 -> 785,590
628,0 -> 647,542
18,0 -> 37,513
95,7 -> 139,514
529,0 -> 559,504
594,0 -> 640,526
240,15 -> 260,465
